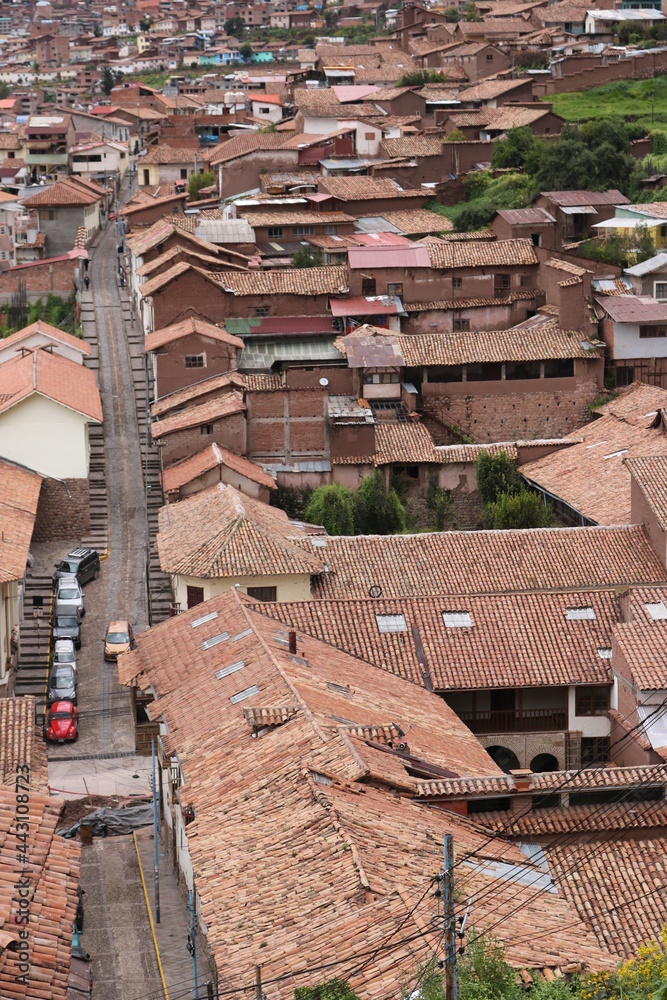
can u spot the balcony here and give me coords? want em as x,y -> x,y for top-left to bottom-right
459,708 -> 567,734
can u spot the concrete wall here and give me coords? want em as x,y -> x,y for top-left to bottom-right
36,203 -> 99,257
630,475 -> 667,569
601,317 -> 667,361
0,394 -> 91,479
173,570 -> 312,608
0,331 -> 86,365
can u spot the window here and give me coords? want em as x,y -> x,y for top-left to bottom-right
387,282 -> 403,298
520,274 -> 533,286
466,362 -> 502,381
494,273 -> 511,297
505,360 -> 541,380
255,307 -> 270,317
581,736 -> 610,766
576,686 -> 610,716
361,276 -> 376,296
544,358 -> 574,378
184,354 -> 205,368
364,131 -> 376,141
639,324 -> 667,338
452,276 -> 462,290
486,52 -> 493,61
180,168 -> 188,180
46,210 -> 56,221
655,282 -> 667,301
293,225 -> 314,236
200,424 -> 213,435
186,585 -> 205,609
453,318 -> 470,332
376,613 -> 408,633
323,225 -> 338,235
259,106 -> 271,114
268,227 -> 283,239
247,586 -> 277,602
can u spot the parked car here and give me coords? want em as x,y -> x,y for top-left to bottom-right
47,663 -> 77,705
104,620 -> 134,661
52,605 -> 81,650
53,638 -> 76,667
54,575 -> 85,617
53,548 -> 100,586
45,701 -> 78,743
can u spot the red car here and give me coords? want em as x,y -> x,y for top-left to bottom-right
45,701 -> 78,743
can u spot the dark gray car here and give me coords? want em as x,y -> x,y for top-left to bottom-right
52,604 -> 82,650
53,548 -> 100,586
47,663 -> 77,705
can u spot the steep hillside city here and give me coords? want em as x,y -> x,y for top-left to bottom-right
2,0 -> 667,998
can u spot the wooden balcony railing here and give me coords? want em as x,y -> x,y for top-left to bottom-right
459,708 -> 567,734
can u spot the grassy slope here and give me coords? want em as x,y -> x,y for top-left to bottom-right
546,76 -> 667,137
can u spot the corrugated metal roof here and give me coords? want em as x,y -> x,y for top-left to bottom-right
598,295 -> 667,323
225,316 -> 336,337
240,337 -> 340,368
638,703 -> 667,749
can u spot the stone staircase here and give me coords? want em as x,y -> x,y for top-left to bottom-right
14,574 -> 53,720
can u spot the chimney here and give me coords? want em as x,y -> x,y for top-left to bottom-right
288,630 -> 297,655
509,768 -> 533,815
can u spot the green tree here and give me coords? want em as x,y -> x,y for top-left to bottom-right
295,980 -> 360,1000
397,69 -> 449,86
443,128 -> 467,142
476,451 -> 522,505
465,1 -> 482,20
239,41 -> 253,60
224,16 -> 245,36
445,7 -> 462,21
355,471 -> 407,535
291,247 -> 324,268
491,126 -> 543,172
102,67 -> 115,96
139,15 -> 152,32
303,485 -> 356,535
188,170 -> 214,200
486,488 -> 554,529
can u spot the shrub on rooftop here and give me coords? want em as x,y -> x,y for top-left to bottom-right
485,487 -> 554,529
354,470 -> 407,535
476,452 -> 522,506
303,484 -> 356,536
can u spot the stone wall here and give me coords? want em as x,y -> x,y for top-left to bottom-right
33,476 -> 90,541
477,731 -> 566,771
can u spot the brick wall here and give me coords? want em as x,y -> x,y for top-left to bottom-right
403,297 -> 534,334
33,476 -> 90,541
154,334 -> 239,398
421,360 -> 602,441
159,411 -> 247,465
0,257 -> 80,301
246,388 -> 327,461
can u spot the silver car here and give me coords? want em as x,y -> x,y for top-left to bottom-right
54,575 -> 85,618
53,638 -> 77,668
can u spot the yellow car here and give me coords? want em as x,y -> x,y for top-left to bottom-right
104,620 -> 134,661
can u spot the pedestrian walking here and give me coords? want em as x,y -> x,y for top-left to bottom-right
84,275 -> 90,291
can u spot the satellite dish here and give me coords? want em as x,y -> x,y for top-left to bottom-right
319,377 -> 329,387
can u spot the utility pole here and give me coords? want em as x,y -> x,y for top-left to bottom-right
188,890 -> 199,998
151,738 -> 160,923
443,834 -> 458,1000
255,966 -> 262,1000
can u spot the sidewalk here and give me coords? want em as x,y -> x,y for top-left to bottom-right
49,755 -> 153,797
134,824 -> 210,998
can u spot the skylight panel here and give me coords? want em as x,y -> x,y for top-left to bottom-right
376,613 -> 408,633
230,685 -> 259,704
443,611 -> 473,628
201,631 -> 229,650
191,611 -> 218,629
598,648 -> 612,659
215,660 -> 244,680
646,602 -> 667,621
230,628 -> 253,643
565,608 -> 596,621
604,449 -> 629,460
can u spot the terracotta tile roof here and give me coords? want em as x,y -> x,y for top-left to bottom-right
0,696 -> 48,791
152,371 -> 250,417
381,135 -> 444,158
257,589 -> 619,691
135,246 -> 236,279
141,144 -> 201,165
300,524 -> 666,599
210,265 -> 349,297
485,105 -> 553,130
21,177 -> 104,207
612,586 -> 667,691
162,442 -> 276,494
239,210 -> 355,227
416,763 -> 667,798
478,801 -> 667,837
0,781 -> 81,1000
208,132 -> 293,166
126,219 -> 221,259
496,207 -> 556,226
332,420 -> 441,467
426,236 -> 537,268
378,209 -> 453,234
145,316 -> 244,353
626,454 -> 667,531
458,77 -> 534,101
156,483 -> 324,578
392,327 -> 594,366
117,589 -> 613,985
0,348 -> 103,423
151,390 -> 246,439
547,834 -> 667,958
523,388 -> 667,525
319,176 -> 426,202
436,441 -> 518,463
139,260 -> 194,297
402,288 -> 538,312
0,321 -> 91,357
